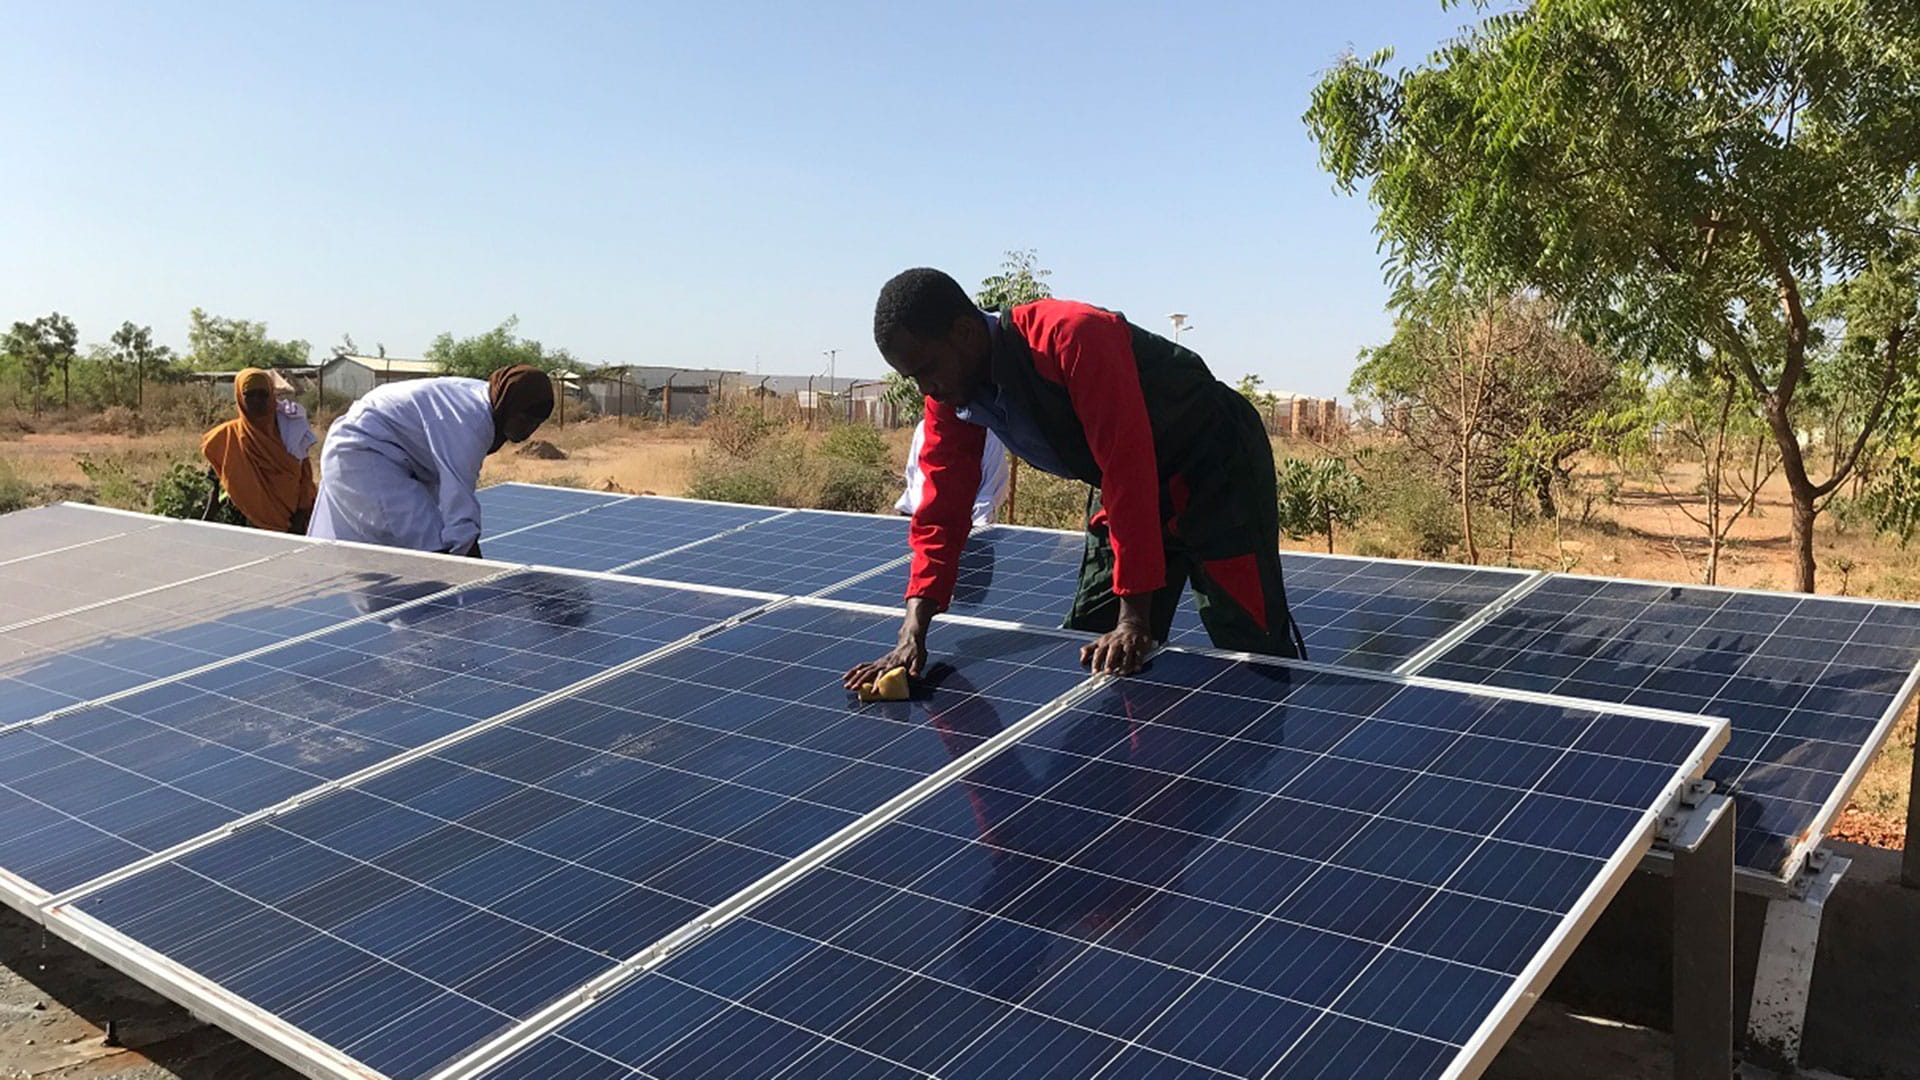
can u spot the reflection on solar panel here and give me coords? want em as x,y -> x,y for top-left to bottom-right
0,504 -> 154,564
1420,575 -> 1920,874
631,510 -> 910,595
822,526 -> 1087,625
474,650 -> 1720,1080
64,605 -> 1094,1080
0,544 -> 496,727
0,519 -> 309,627
0,572 -> 762,904
477,483 -> 627,539
1166,555 -> 1536,671
485,496 -> 783,573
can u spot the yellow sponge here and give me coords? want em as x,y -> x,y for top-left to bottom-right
857,665 -> 910,703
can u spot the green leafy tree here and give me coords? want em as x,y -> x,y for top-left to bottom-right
882,372 -> 924,425
186,308 -> 311,370
2,321 -> 50,415
1236,373 -> 1281,411
2,314 -> 78,415
1277,456 -> 1366,554
109,321 -> 173,412
974,250 -> 1053,310
39,314 -> 77,410
426,316 -> 577,378
1307,0 -> 1920,591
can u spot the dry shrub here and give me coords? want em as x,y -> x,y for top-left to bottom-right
92,405 -> 143,435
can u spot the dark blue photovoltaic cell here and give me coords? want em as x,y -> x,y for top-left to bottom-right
0,572 -> 760,899
486,496 -> 783,573
0,503 -> 151,564
1167,556 -> 1533,670
822,527 -> 1088,625
1423,576 -> 1920,873
0,546 -> 495,726
477,651 -> 1718,1080
74,604 -> 1092,1080
0,519 -> 307,626
477,483 -> 627,539
629,511 -> 909,595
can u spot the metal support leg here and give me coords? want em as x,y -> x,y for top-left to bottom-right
1744,853 -> 1851,1071
1904,740 -> 1920,889
1670,791 -> 1735,1080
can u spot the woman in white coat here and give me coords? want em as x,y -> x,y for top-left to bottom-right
309,365 -> 553,557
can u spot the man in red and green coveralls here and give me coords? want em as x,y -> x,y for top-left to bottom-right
844,267 -> 1303,685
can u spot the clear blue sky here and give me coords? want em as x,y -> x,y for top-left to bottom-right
2,2 -> 1482,398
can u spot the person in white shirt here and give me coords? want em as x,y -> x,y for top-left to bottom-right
896,416 -> 1010,526
308,365 -> 553,556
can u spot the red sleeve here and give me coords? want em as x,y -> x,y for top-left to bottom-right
906,400 -> 986,610
1014,300 -> 1166,596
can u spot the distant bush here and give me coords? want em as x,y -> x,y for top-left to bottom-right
686,457 -> 783,507
1007,467 -> 1090,530
706,399 -> 780,459
819,423 -> 890,469
0,460 -> 35,514
148,461 -> 247,525
1358,450 -> 1459,558
92,405 -> 142,435
817,457 -> 892,513
814,424 -> 893,513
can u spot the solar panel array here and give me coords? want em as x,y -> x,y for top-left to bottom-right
72,606 -> 1092,1079
1417,576 -> 1920,873
471,652 -> 1719,1080
2,488 -> 1910,1080
0,570 -> 765,905
0,543 -> 494,728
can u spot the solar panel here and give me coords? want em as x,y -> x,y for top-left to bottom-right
477,483 -> 628,539
484,496 -> 784,573
0,572 -> 764,906
58,604 -> 1096,1080
1418,575 -> 1920,876
0,517 -> 310,627
822,525 -> 1089,625
0,503 -> 155,564
0,543 -> 496,728
629,510 -> 910,595
822,524 -> 1535,672
469,649 -> 1723,1080
1167,555 -> 1536,671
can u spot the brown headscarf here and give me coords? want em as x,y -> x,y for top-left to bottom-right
488,365 -> 555,424
199,368 -> 315,532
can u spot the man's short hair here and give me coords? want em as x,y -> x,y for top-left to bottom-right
873,268 -> 976,349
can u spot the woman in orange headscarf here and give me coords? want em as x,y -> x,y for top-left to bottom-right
200,368 -> 317,533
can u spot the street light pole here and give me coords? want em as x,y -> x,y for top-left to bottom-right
1167,312 -> 1191,343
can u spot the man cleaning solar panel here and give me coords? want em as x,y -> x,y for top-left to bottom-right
308,364 -> 554,557
845,267 -> 1304,693
199,367 -> 318,533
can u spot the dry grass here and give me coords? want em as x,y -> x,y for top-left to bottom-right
480,419 -> 705,495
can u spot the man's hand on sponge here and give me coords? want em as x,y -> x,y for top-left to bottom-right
855,665 -> 911,703
844,605 -> 931,701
